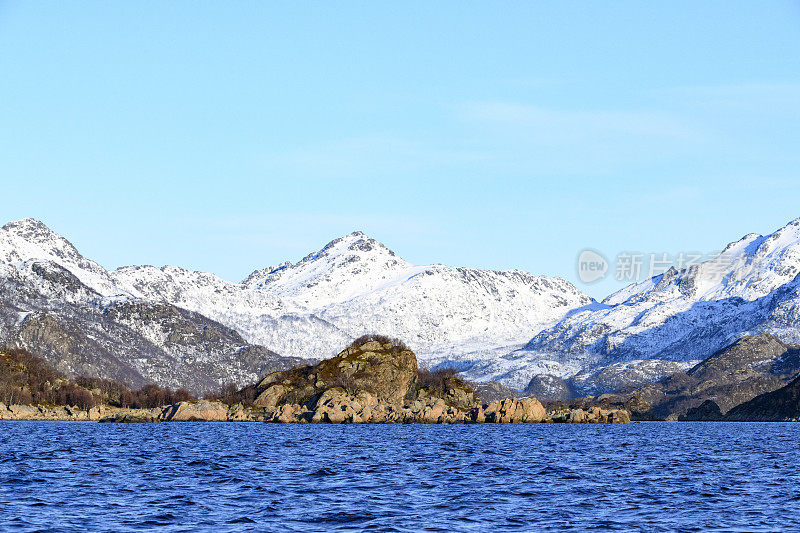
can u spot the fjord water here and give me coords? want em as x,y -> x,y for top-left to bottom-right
1,422 -> 798,532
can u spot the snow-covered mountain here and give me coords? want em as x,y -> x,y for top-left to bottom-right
111,231 -> 592,362
8,215 -> 800,397
0,219 -> 591,391
0,218 -> 122,297
483,218 -> 800,392
0,219 -> 302,393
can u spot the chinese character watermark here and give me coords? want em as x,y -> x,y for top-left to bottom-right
575,249 -> 729,285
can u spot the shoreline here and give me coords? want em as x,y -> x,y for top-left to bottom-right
0,399 -> 631,424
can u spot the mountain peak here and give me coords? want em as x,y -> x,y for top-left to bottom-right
2,217 -> 58,237
1,218 -> 81,258
0,217 -> 120,296
242,231 -> 407,291
298,231 -> 399,265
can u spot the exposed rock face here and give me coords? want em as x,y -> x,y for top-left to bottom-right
724,373 -> 800,421
477,398 -> 547,423
98,409 -> 161,423
467,381 -> 518,403
98,401 -> 267,423
253,339 -> 418,409
162,400 -> 230,422
239,339 -> 628,424
545,406 -> 631,424
624,334 -> 800,419
0,403 -> 103,421
8,302 -> 304,394
524,374 -> 573,402
249,338 -> 482,423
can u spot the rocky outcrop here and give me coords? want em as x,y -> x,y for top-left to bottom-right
4,339 -> 629,424
0,398 -> 275,423
97,400 -> 268,423
546,406 -> 630,424
473,398 -> 546,423
2,395 -> 628,424
98,409 -> 161,423
236,338 -> 628,424
252,387 -> 551,424
0,403 -> 104,421
161,400 -> 230,422
253,339 -> 419,409
243,338 -> 482,423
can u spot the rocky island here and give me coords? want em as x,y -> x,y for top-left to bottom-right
1,337 -> 630,424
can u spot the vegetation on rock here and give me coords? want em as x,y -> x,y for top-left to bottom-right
0,347 -> 195,410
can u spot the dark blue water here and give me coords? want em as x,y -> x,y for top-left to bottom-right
1,422 -> 799,532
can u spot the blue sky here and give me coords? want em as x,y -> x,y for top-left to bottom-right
1,2 -> 799,298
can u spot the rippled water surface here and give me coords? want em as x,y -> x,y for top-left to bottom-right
1,422 -> 800,532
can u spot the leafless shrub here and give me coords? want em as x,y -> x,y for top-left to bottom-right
206,382 -> 258,406
348,334 -> 408,352
415,368 -> 465,397
118,384 -> 195,408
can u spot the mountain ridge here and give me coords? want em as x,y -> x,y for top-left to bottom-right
0,219 -> 592,390
497,217 -> 800,393
6,216 -> 800,397
106,227 -> 592,362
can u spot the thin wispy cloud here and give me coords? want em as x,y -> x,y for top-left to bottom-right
458,101 -> 703,142
656,82 -> 800,110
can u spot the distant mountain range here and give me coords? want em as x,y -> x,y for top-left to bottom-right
483,217 -> 800,394
3,216 -> 800,397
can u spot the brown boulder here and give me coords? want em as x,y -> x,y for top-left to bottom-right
163,400 -> 229,422
250,338 -> 418,411
519,397 -> 546,422
254,384 -> 287,408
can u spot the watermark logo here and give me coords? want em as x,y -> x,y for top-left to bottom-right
575,249 -> 728,285
577,249 -> 609,283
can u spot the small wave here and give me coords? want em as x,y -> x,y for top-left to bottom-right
228,516 -> 257,524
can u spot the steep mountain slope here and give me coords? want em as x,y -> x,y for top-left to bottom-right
0,219 -> 122,297
111,231 -> 591,362
110,264 -> 351,361
7,216 -> 800,397
630,334 -> 800,419
502,218 -> 800,393
724,371 -> 800,421
0,221 -> 303,393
